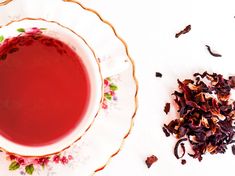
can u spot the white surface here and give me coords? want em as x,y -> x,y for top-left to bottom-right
76,0 -> 235,176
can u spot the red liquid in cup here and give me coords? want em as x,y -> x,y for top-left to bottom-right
0,33 -> 90,146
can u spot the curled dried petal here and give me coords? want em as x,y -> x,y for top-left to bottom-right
174,138 -> 187,159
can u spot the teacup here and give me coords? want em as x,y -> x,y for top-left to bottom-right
0,19 -> 129,156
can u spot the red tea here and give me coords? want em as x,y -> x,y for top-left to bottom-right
0,32 -> 90,146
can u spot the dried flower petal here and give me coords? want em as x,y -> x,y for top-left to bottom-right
174,138 -> 187,159
162,127 -> 170,137
145,155 -> 158,168
164,103 -> 171,114
175,25 -> 191,38
205,45 -> 222,57
155,72 -> 163,78
181,159 -> 187,165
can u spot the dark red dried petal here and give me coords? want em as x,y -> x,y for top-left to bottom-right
155,72 -> 162,78
164,103 -> 171,114
145,155 -> 158,168
174,138 -> 187,159
177,126 -> 187,138
205,45 -> 222,57
181,159 -> 187,165
175,25 -> 191,38
162,127 -> 170,137
164,120 -> 180,134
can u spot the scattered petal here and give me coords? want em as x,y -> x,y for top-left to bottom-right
145,155 -> 158,168
205,45 -> 222,57
155,72 -> 163,78
164,103 -> 171,114
162,126 -> 170,137
181,159 -> 187,165
175,25 -> 191,38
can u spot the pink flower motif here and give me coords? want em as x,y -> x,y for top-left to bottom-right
68,155 -> 73,160
17,158 -> 25,165
9,155 -> 17,160
102,102 -> 108,109
110,91 -> 115,96
35,157 -> 49,166
104,79 -> 109,86
53,155 -> 60,164
25,27 -> 42,35
60,156 -> 68,164
32,159 -> 39,165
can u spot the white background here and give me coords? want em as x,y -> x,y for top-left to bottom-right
79,0 -> 235,175
1,0 -> 235,175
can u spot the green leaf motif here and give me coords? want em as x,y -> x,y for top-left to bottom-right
25,164 -> 34,175
104,93 -> 112,100
17,28 -> 25,32
9,161 -> 20,171
40,28 -> 47,30
109,84 -> 118,91
0,35 -> 4,42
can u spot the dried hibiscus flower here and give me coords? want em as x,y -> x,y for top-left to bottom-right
205,45 -> 222,57
175,25 -> 191,38
164,71 -> 235,161
145,155 -> 158,168
164,103 -> 171,114
174,138 -> 187,159
155,72 -> 163,78
162,126 -> 170,137
181,159 -> 187,165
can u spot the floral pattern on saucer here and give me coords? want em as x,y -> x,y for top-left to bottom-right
102,78 -> 118,109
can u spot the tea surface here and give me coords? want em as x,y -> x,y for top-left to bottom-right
0,34 -> 90,146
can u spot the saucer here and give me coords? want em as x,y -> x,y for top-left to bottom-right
0,0 -> 138,175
